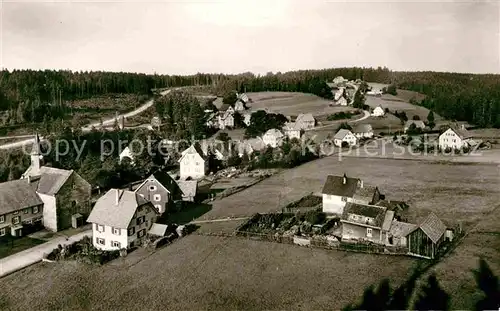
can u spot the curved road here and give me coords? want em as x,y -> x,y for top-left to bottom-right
0,89 -> 172,150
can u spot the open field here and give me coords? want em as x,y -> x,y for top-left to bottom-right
0,234 -> 417,311
247,92 -> 355,118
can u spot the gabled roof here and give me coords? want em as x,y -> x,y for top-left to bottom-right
342,202 -> 387,227
333,129 -> 354,140
87,189 -> 157,228
446,127 -> 472,139
353,124 -> 373,134
296,113 -> 315,123
34,167 -> 74,195
382,210 -> 394,231
135,171 -> 182,200
179,144 -> 207,162
389,220 -> 417,238
177,180 -> 197,198
374,105 -> 384,111
352,185 -> 378,203
0,179 -> 43,214
263,128 -> 284,139
247,137 -> 266,151
212,98 -> 224,109
404,120 -> 426,129
322,174 -> 360,197
283,122 -> 301,131
410,212 -> 446,244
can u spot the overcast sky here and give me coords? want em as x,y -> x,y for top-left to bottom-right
1,0 -> 498,75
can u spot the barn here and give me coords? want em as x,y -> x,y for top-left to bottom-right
406,212 -> 446,259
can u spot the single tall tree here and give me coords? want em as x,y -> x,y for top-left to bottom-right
413,274 -> 450,311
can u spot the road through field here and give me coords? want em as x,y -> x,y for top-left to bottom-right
0,89 -> 172,151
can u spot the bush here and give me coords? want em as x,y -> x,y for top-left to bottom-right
45,236 -> 121,265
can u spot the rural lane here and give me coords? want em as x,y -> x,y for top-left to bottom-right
0,89 -> 172,151
0,230 -> 91,278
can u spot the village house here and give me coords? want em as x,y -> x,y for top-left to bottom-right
242,112 -> 252,126
438,126 -> 475,150
179,143 -> 208,180
0,179 -> 44,238
119,146 -> 135,165
336,96 -> 348,106
282,122 -> 302,140
352,124 -> 374,139
333,129 -> 357,147
87,189 -> 159,250
334,87 -> 346,101
237,92 -> 250,104
295,113 -> 315,129
177,180 -> 197,202
340,203 -> 390,244
404,120 -> 426,133
21,135 -> 92,232
371,106 -> 385,117
134,171 -> 183,214
234,99 -> 247,112
262,129 -> 284,148
405,212 -> 447,259
321,174 -> 381,215
217,107 -> 235,129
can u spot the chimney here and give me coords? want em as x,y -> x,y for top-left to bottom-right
343,173 -> 347,185
359,180 -> 364,188
115,189 -> 121,205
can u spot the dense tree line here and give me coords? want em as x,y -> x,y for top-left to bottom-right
245,110 -> 288,138
344,258 -> 499,311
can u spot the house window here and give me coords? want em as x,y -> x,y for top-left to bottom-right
0,228 -> 5,236
33,206 -> 39,214
366,228 -> 373,238
96,224 -> 105,233
0,215 -> 4,223
96,238 -> 105,245
112,227 -> 121,235
149,185 -> 157,191
12,216 -> 20,225
111,241 -> 121,248
137,229 -> 145,238
154,194 -> 161,202
128,227 -> 135,236
23,208 -> 29,214
137,216 -> 146,225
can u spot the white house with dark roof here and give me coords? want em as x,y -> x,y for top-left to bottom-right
0,179 -> 44,238
87,189 -> 159,250
333,129 -> 357,147
282,122 -> 302,140
321,174 -> 381,215
21,134 -> 92,232
179,144 -> 208,180
352,124 -> 374,139
438,127 -> 475,150
262,129 -> 284,148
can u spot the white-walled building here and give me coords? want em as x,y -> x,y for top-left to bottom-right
333,129 -> 357,147
321,174 -> 381,215
336,97 -> 348,106
371,106 -> 385,117
179,144 -> 208,180
295,113 -> 316,129
87,189 -> 159,250
262,129 -> 284,148
119,146 -> 135,165
352,124 -> 374,139
282,122 -> 302,140
438,127 -> 475,150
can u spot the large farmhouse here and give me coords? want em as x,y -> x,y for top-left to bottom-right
333,129 -> 357,147
438,127 -> 475,150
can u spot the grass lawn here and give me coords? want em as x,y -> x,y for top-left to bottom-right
157,203 -> 213,225
246,92 -> 354,118
0,237 -> 45,259
0,234 -> 417,311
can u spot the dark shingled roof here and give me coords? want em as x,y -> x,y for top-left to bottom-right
150,171 -> 183,200
352,185 -> 378,203
35,167 -> 73,195
410,212 -> 446,244
0,180 -> 43,215
342,202 -> 387,227
321,174 -> 360,197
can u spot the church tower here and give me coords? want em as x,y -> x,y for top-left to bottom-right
29,133 -> 42,176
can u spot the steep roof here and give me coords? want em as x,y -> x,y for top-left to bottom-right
333,129 -> 353,140
353,124 -> 373,134
448,127 -> 472,139
87,189 -> 156,228
212,97 -> 224,109
179,144 -> 207,162
263,128 -> 283,139
412,212 -> 446,244
342,203 -> 387,227
136,171 -> 183,200
404,120 -> 426,129
0,179 -> 43,214
177,180 -> 197,198
296,113 -> 315,123
352,185 -> 378,203
321,174 -> 360,197
283,122 -> 301,131
34,167 -> 74,195
389,220 -> 417,238
382,210 -> 395,231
